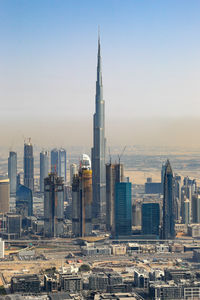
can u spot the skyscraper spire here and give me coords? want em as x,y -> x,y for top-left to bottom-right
92,33 -> 106,221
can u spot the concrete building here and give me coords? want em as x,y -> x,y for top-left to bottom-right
92,35 -> 106,221
111,244 -> 126,255
8,151 -> 17,195
60,274 -> 82,292
183,199 -> 190,225
188,224 -> 200,238
40,150 -> 49,193
0,238 -> 5,258
11,274 -> 40,293
162,160 -> 175,239
72,154 -> 92,237
24,139 -> 34,192
44,173 -> 64,237
0,179 -> 10,213
106,163 -> 124,234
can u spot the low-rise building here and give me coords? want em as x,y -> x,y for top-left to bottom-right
111,245 -> 126,255
11,274 -> 40,293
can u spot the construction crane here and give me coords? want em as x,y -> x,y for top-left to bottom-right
118,146 -> 126,164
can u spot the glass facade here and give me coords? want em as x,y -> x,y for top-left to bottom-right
142,203 -> 160,236
114,182 -> 132,237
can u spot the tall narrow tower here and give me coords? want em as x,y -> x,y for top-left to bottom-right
92,34 -> 106,220
162,160 -> 175,239
24,139 -> 34,192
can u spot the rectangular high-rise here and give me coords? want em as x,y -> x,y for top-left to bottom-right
142,203 -> 160,236
40,151 -> 49,192
8,151 -> 17,195
51,149 -> 59,174
58,148 -> 67,182
44,173 -> 64,237
106,163 -> 124,234
72,154 -> 92,237
114,182 -> 132,238
24,140 -> 34,192
91,36 -> 106,221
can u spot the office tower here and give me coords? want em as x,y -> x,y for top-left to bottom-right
183,199 -> 190,225
17,173 -> 21,188
142,203 -> 160,236
16,185 -> 33,216
106,163 -> 124,234
8,151 -> 17,195
132,202 -> 141,226
24,140 -> 34,192
91,35 -> 106,221
114,182 -> 132,238
51,149 -> 59,174
174,175 -> 182,221
0,179 -> 10,213
192,194 -> 200,223
6,213 -> 22,238
44,173 -> 64,237
70,164 -> 78,185
162,160 -> 175,239
72,154 -> 92,237
40,151 -> 49,192
59,148 -> 67,182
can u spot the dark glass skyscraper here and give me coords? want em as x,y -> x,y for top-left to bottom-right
24,140 -> 34,192
162,160 -> 175,239
16,185 -> 33,216
92,35 -> 106,220
142,203 -> 160,236
8,151 -> 17,195
40,151 -> 49,193
114,182 -> 132,238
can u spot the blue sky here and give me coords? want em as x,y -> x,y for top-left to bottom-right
0,0 -> 200,146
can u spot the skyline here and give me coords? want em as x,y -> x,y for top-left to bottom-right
1,1 -> 200,148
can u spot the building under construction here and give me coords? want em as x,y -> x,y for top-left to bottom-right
44,173 -> 64,237
106,163 -> 124,234
72,154 -> 92,237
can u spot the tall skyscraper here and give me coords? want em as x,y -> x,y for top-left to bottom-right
142,203 -> 160,237
24,140 -> 34,192
114,182 -> 132,238
162,160 -> 175,239
8,151 -> 17,195
44,173 -> 64,237
91,35 -> 106,221
51,149 -> 59,174
0,179 -> 10,213
192,194 -> 200,223
40,151 -> 49,193
106,163 -> 124,233
70,164 -> 78,185
72,154 -> 92,237
58,149 -> 67,182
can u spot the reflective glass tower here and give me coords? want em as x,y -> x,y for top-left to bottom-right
51,149 -> 59,174
58,148 -> 66,182
92,35 -> 106,220
142,203 -> 160,236
8,151 -> 17,195
24,140 -> 34,192
40,151 -> 49,193
114,182 -> 132,238
162,160 -> 175,239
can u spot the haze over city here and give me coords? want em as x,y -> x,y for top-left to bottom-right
1,0 -> 200,148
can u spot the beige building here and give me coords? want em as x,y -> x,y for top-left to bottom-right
111,244 -> 126,255
0,179 -> 10,213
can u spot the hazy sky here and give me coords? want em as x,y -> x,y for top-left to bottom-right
1,0 -> 200,148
